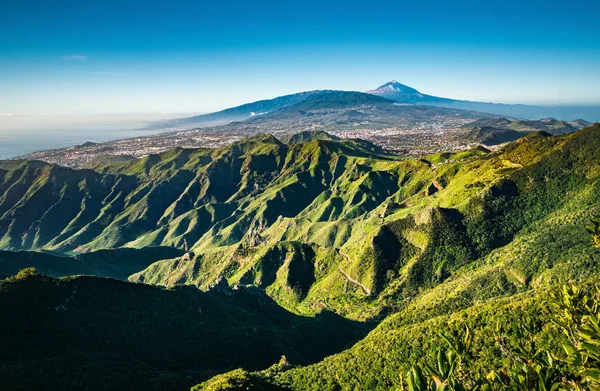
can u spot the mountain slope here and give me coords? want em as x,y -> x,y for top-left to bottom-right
462,117 -> 584,135
273,90 -> 392,111
0,134 -> 406,256
279,130 -> 340,144
228,91 -> 488,144
225,277 -> 600,391
0,246 -> 183,280
366,80 -> 456,104
147,88 -> 490,134
461,125 -> 526,145
150,82 -> 599,135
194,126 -> 600,390
151,90 -> 322,129
368,81 -> 600,121
21,90 -> 494,167
0,269 -> 371,390
132,125 -> 600,320
457,117 -> 592,146
1,125 -> 600,391
1,126 -> 599,322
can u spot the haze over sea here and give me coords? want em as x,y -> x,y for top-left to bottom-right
0,113 -> 190,158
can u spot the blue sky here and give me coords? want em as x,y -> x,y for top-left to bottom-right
1,0 -> 599,114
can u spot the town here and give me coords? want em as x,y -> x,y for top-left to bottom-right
22,110 -> 482,167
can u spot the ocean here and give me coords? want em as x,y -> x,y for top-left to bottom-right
0,113 -> 192,159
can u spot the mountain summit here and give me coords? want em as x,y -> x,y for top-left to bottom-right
367,80 -> 600,120
369,80 -> 422,96
367,80 -> 453,104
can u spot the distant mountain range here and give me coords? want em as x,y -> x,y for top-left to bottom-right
368,81 -> 600,121
26,88 -> 595,167
151,90 -> 398,129
459,117 -> 592,146
151,90 -> 323,129
19,90 -> 493,166
152,81 -> 600,130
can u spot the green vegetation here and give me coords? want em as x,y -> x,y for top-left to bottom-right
0,125 -> 598,390
82,154 -> 137,169
194,217 -> 600,390
279,130 -> 340,145
464,126 -> 525,146
0,246 -> 183,280
459,117 -> 592,146
423,147 -> 490,164
0,126 -> 598,321
462,117 -> 588,136
0,269 -> 371,390
586,216 -> 600,249
191,368 -> 285,391
395,283 -> 600,391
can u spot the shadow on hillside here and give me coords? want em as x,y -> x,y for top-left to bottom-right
0,272 -> 376,391
177,283 -> 378,365
0,246 -> 185,281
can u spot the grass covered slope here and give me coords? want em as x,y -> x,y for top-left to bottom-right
0,127 -> 599,322
133,125 -> 600,321
0,246 -> 183,280
196,277 -> 599,391
461,117 -> 588,136
1,126 -> 599,390
0,134 -> 392,254
464,126 -> 526,146
458,117 -> 592,146
191,126 -> 600,390
0,269 -> 371,391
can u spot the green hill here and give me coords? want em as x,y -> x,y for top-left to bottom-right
460,117 -> 590,144
279,130 -> 340,144
0,269 -> 371,390
507,117 -> 581,134
129,125 -> 599,321
194,274 -> 600,391
457,117 -> 593,147
189,125 -> 600,390
0,125 -> 599,390
0,246 -> 183,280
422,146 -> 490,163
464,126 -> 526,145
0,135 -> 398,255
0,127 -> 599,323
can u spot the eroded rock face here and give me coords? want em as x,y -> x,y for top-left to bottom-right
208,275 -> 231,294
425,183 -> 439,196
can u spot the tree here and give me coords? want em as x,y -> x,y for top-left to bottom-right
401,217 -> 600,390
585,215 -> 600,249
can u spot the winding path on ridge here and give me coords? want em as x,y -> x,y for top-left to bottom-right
338,249 -> 371,296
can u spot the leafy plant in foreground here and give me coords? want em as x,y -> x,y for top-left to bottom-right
401,219 -> 600,391
401,288 -> 589,390
585,216 -> 600,249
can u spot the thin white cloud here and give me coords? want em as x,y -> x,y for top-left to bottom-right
63,54 -> 88,61
90,71 -> 128,76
